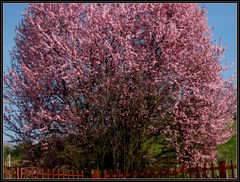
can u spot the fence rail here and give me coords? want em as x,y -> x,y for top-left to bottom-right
3,167 -> 84,179
3,160 -> 237,179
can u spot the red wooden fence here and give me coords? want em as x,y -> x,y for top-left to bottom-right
4,167 -> 84,179
3,160 -> 237,179
91,161 -> 237,179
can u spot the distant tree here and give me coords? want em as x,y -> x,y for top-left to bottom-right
4,3 -> 236,171
3,144 -> 12,166
3,143 -> 23,166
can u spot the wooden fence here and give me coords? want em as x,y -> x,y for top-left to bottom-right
3,160 -> 237,179
3,167 -> 84,179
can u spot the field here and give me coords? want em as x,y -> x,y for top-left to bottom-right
217,119 -> 237,163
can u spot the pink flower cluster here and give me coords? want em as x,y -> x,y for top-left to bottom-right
4,3 -> 236,165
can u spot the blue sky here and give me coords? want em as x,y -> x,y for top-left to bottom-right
3,3 -> 238,142
202,3 -> 237,80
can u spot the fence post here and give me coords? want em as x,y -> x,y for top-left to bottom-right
72,169 -> 74,178
97,169 -> 100,178
231,160 -> 234,178
47,169 -> 50,178
91,169 -> 100,178
159,166 -> 162,178
42,168 -> 44,178
211,162 -> 214,178
219,161 -> 227,178
20,167 -> 23,178
57,169 -> 60,178
10,167 -> 13,178
189,164 -> 192,178
181,165 -> 184,178
104,170 -> 108,178
196,164 -> 199,178
167,165 -> 169,178
36,167 -> 38,178
31,167 -> 34,178
109,169 -> 113,178
16,167 -> 19,178
25,168 -> 28,179
62,169 -> 65,178
174,164 -> 177,178
153,165 -> 157,178
52,169 -> 54,178
3,166 -> 5,178
203,163 -> 207,178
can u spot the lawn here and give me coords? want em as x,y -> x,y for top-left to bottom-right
217,119 -> 237,163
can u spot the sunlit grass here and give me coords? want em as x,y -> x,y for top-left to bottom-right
217,120 -> 237,163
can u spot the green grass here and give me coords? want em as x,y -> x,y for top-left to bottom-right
217,120 -> 237,163
217,135 -> 237,162
147,119 -> 237,164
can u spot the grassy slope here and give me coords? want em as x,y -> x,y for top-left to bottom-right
217,135 -> 236,162
217,120 -> 237,163
147,120 -> 237,164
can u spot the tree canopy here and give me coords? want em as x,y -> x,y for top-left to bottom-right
4,3 -> 236,171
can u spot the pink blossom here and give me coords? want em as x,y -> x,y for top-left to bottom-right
3,3 -> 236,166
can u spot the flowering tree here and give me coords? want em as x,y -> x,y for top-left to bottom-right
4,3 -> 236,171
